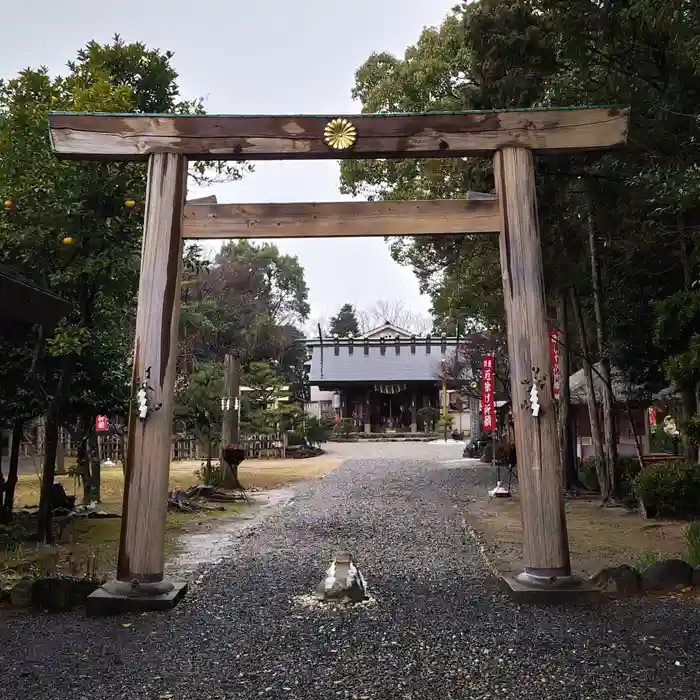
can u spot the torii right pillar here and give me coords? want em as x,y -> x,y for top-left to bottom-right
494,147 -> 599,602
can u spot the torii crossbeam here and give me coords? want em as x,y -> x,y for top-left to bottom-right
47,106 -> 630,614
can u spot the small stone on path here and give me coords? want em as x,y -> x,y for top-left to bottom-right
314,551 -> 368,603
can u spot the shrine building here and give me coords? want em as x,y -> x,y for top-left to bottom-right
305,323 -> 469,433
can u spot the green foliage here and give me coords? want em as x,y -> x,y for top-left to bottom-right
580,456 -> 644,497
267,403 -> 303,434
174,361 -> 223,451
652,291 -> 700,389
341,0 -> 700,412
0,36 -> 243,439
343,16 -> 486,324
633,462 -> 700,519
618,458 -> 643,499
329,303 -> 360,337
680,414 -> 700,447
215,241 -> 310,326
582,455 -> 660,500
418,406 -> 439,431
303,415 -> 333,448
333,418 -> 355,438
437,414 -> 454,432
578,457 -> 603,492
240,361 -> 295,435
339,1 -> 560,332
636,550 -> 663,570
683,521 -> 700,568
179,240 -> 310,396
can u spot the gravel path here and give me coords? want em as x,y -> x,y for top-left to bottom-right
1,443 -> 699,699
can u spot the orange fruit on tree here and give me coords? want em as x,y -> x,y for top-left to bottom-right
62,236 -> 73,245
3,199 -> 12,210
125,199 -> 136,209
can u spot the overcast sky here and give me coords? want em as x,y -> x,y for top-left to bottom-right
1,0 -> 457,322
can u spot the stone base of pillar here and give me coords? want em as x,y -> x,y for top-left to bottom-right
85,578 -> 187,617
498,571 -> 602,605
411,423 -> 417,433
364,423 -> 372,434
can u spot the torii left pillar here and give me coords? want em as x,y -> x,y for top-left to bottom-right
87,153 -> 188,616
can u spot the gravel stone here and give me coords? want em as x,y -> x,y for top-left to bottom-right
0,442 -> 698,699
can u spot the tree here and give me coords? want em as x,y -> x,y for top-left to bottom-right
342,0 -> 700,485
63,326 -> 131,502
0,35 -> 248,538
216,241 -> 310,327
240,361 -> 300,435
0,327 -> 46,521
276,325 -> 310,403
652,290 -> 700,460
182,240 -> 310,366
174,361 -> 223,483
329,303 -> 360,337
0,58 -> 144,539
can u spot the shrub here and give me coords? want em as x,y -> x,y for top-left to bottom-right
633,461 -> 700,519
437,415 -> 454,432
578,456 -> 641,497
334,417 -> 354,437
418,406 -> 439,431
304,415 -> 332,448
636,550 -> 663,570
578,457 -> 603,492
618,457 -> 642,499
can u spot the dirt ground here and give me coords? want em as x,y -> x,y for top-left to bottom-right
1,455 -> 342,589
466,492 -> 689,578
12,454 -> 342,508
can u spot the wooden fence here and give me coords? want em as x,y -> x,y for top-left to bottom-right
18,427 -> 285,463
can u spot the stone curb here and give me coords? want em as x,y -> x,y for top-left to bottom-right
460,517 -> 502,579
460,518 -> 700,601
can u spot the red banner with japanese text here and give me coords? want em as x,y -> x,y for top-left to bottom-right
481,355 -> 495,432
548,329 -> 561,397
648,406 -> 656,427
95,415 -> 109,432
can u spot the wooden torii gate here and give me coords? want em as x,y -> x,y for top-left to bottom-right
47,107 -> 630,614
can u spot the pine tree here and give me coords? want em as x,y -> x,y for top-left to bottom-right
329,303 -> 360,337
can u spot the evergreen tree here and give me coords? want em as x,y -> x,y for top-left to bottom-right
329,303 -> 360,337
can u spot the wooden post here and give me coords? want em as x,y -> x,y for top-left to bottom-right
55,430 -> 66,475
494,147 -> 571,581
469,395 -> 480,439
106,153 -> 187,604
365,391 -> 372,434
643,408 -> 652,454
410,388 -> 417,433
220,353 -> 241,489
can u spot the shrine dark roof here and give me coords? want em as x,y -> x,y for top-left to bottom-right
307,337 -> 461,384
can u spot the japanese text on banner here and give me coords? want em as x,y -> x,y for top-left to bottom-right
481,355 -> 495,432
548,330 -> 561,397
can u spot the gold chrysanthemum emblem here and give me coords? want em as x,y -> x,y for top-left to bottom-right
323,118 -> 357,150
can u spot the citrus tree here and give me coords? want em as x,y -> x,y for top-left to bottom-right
0,36 -> 248,539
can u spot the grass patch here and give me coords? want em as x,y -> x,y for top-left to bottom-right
2,456 -> 341,589
466,493 -> 689,577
